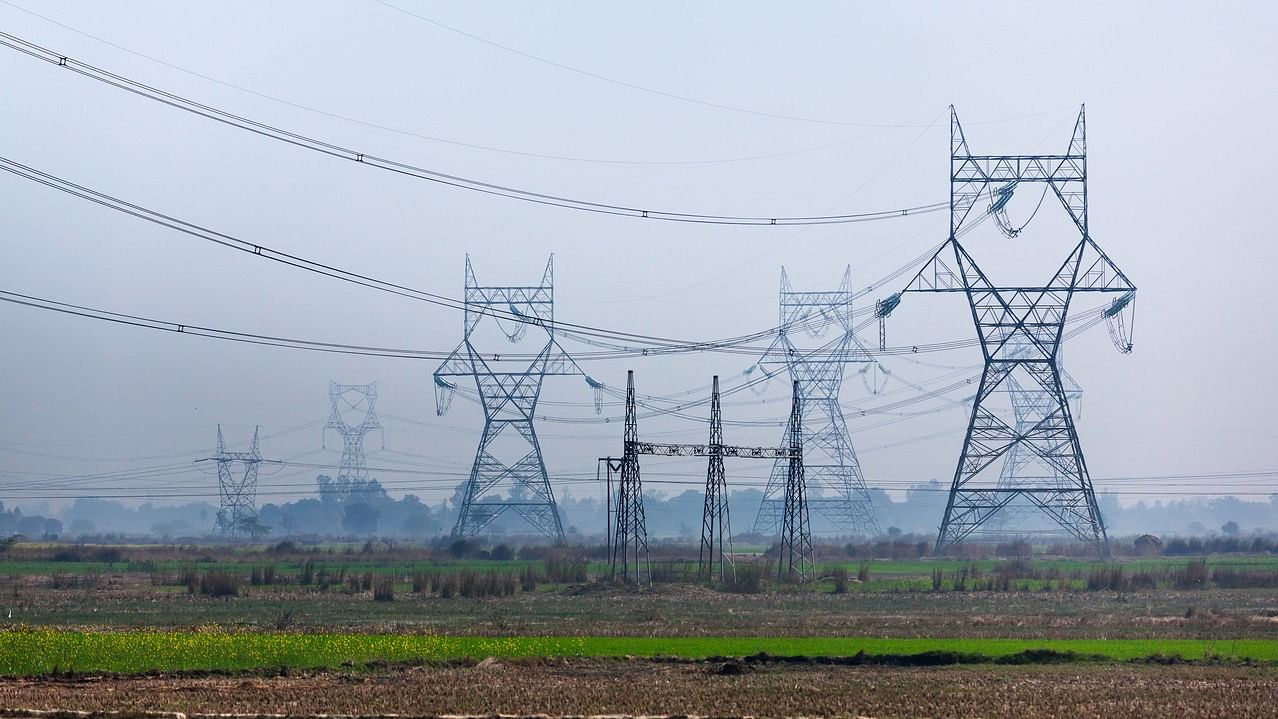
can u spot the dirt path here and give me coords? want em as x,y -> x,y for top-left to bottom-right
0,659 -> 1275,718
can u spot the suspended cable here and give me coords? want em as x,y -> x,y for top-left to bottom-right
0,30 -> 948,226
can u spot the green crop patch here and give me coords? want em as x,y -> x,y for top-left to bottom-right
1,631 -> 1274,676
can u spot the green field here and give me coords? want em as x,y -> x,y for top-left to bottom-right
2,630 -> 1275,675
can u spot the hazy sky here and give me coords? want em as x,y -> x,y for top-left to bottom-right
1,1 -> 1276,517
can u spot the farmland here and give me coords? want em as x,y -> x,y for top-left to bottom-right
0,540 -> 1275,717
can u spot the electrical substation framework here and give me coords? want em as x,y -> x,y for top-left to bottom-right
611,372 -> 813,584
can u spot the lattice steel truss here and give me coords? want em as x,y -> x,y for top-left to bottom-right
878,106 -> 1137,557
752,268 -> 880,536
700,375 -> 731,582
613,373 -> 808,583
777,382 -> 813,582
324,382 -> 382,485
989,348 -> 1085,535
213,424 -> 261,538
435,256 -> 600,540
611,370 -> 649,583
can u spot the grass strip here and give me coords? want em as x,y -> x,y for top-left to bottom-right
0,631 -> 1274,676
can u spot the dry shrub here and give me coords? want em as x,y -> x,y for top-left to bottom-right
1172,559 -> 1209,590
1086,565 -> 1126,591
723,560 -> 770,593
373,575 -> 395,602
197,569 -> 241,597
519,564 -> 539,592
1210,565 -> 1278,588
543,554 -> 589,583
857,561 -> 871,582
832,566 -> 850,594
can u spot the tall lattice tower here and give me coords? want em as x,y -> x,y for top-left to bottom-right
752,267 -> 880,536
877,106 -> 1137,556
323,382 -> 383,487
777,381 -> 813,582
213,424 -> 261,538
612,370 -> 650,582
698,375 -> 732,582
435,255 -> 599,539
990,348 -> 1085,534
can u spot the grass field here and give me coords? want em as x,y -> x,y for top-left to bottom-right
2,629 -> 1276,675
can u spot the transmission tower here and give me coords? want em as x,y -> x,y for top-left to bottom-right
323,382 -> 383,487
990,348 -> 1085,535
213,424 -> 261,538
435,256 -> 601,540
752,267 -> 880,536
612,370 -> 650,583
777,381 -> 813,581
699,375 -> 732,582
877,105 -> 1137,557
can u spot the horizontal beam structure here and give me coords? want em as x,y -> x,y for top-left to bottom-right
954,155 -> 1085,184
632,442 -> 798,460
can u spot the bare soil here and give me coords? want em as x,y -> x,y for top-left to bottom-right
1,658 -> 1275,719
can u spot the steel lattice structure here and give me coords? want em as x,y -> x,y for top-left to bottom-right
611,370 -> 649,583
324,382 -> 382,486
213,424 -> 261,538
699,375 -> 732,582
878,106 -> 1136,557
989,348 -> 1085,534
435,256 -> 600,540
613,373 -> 808,583
777,381 -> 813,582
752,268 -> 880,536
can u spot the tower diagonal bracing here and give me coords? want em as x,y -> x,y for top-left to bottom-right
213,424 -> 261,538
877,106 -> 1137,557
324,381 -> 383,487
752,267 -> 879,536
435,255 -> 600,540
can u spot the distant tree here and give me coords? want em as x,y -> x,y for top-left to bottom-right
237,516 -> 272,541
236,518 -> 273,541
1222,520 -> 1241,536
69,518 -> 96,536
342,503 -> 380,536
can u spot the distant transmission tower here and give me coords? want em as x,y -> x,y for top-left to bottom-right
877,106 -> 1137,557
612,370 -> 650,583
323,382 -> 383,486
752,267 -> 880,536
777,381 -> 813,581
435,256 -> 601,540
213,424 -> 261,538
699,375 -> 732,582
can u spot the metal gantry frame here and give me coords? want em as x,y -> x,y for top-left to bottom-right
752,267 -> 880,536
435,255 -> 600,540
323,381 -> 383,487
611,373 -> 809,584
877,105 -> 1137,557
213,424 -> 261,538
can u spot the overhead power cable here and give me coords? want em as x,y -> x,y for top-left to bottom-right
0,0 -> 917,167
369,0 -> 1072,132
0,156 -> 1006,361
0,287 -> 1032,363
0,30 -> 948,225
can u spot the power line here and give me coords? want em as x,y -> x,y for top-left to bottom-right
0,30 -> 949,226
369,0 -> 1072,133
0,0 -> 941,166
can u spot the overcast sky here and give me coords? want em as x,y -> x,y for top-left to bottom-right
1,1 -> 1276,517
